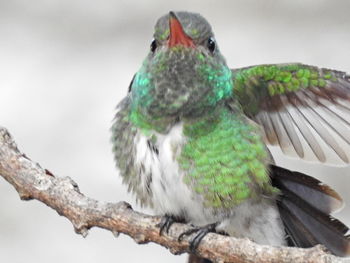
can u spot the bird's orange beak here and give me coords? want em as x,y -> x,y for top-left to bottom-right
168,11 -> 195,48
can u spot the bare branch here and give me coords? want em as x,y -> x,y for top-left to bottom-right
0,126 -> 343,263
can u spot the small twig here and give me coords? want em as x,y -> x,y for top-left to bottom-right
0,126 -> 343,263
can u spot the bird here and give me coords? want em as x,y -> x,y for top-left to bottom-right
111,11 -> 350,261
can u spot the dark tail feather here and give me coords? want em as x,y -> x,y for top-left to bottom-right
270,165 -> 350,257
270,165 -> 343,213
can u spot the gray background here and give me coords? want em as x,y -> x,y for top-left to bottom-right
0,0 -> 350,262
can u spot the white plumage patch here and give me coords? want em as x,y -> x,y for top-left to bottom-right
134,123 -> 205,219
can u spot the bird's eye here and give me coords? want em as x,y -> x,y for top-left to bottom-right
207,37 -> 216,53
150,39 -> 157,53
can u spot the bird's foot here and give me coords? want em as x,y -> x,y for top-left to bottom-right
157,214 -> 185,235
178,223 -> 218,252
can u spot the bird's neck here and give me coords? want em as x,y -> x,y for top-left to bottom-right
128,102 -> 225,135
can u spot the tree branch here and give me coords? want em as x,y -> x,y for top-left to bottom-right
0,126 -> 343,263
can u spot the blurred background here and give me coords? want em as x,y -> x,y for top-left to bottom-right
0,0 -> 350,262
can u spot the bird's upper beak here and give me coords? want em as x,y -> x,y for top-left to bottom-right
168,11 -> 195,48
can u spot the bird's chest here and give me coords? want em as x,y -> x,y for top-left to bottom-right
133,113 -> 271,224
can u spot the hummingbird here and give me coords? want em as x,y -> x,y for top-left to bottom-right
111,11 -> 350,260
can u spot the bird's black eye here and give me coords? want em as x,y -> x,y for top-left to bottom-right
207,37 -> 216,53
150,39 -> 157,53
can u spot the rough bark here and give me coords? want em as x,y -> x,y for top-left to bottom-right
0,126 -> 343,263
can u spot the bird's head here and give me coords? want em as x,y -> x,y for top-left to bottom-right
129,11 -> 233,130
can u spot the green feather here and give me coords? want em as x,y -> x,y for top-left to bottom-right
232,63 -> 342,116
179,107 -> 276,208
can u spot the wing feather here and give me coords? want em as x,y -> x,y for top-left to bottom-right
296,92 -> 349,162
270,111 -> 293,153
278,108 -> 304,158
256,111 -> 278,145
286,94 -> 327,162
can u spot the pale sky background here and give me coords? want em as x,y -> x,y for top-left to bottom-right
0,0 -> 350,262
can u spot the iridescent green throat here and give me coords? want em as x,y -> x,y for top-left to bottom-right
179,107 -> 277,208
129,48 -> 233,133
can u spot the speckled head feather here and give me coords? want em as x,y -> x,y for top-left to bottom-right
130,11 -> 233,132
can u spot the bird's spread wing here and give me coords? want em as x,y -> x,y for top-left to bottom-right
232,63 -> 350,164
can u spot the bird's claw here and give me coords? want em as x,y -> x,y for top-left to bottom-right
157,215 -> 183,235
178,222 -> 218,252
